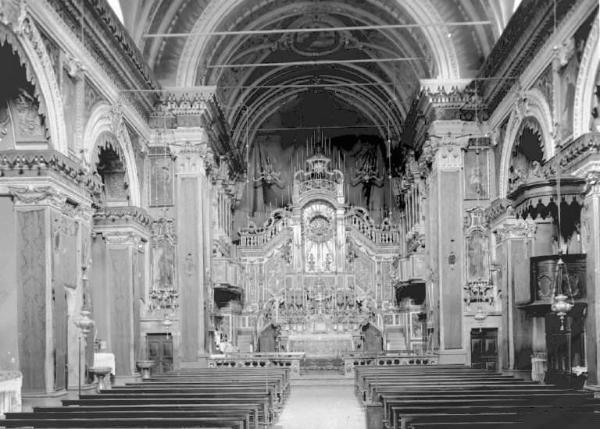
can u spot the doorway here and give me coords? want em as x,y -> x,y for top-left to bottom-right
146,333 -> 173,374
470,328 -> 498,370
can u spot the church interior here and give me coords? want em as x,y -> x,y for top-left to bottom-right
0,0 -> 600,427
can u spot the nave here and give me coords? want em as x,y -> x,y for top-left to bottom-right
4,364 -> 600,428
1,0 -> 600,427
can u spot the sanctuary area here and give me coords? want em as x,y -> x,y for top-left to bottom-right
0,0 -> 600,428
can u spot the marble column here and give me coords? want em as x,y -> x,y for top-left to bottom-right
492,213 -> 536,370
92,207 -> 150,379
426,136 -> 466,363
581,172 -> 600,388
2,185 -> 93,393
170,128 -> 211,364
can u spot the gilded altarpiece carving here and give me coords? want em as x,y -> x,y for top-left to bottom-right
236,151 -> 401,357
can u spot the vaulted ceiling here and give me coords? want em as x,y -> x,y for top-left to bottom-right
119,0 -> 519,148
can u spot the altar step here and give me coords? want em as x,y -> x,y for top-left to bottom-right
292,373 -> 353,386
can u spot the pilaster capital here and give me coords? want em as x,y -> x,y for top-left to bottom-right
422,137 -> 465,171
169,140 -> 215,176
9,184 -> 95,223
100,230 -> 146,246
9,184 -> 67,207
493,218 -> 536,243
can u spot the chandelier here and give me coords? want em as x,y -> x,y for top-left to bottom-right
550,255 -> 573,331
550,120 -> 573,330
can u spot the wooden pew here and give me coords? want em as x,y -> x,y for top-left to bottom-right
3,367 -> 290,429
356,365 -> 600,429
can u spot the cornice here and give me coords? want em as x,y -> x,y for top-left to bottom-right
28,0 -> 155,140
44,0 -> 158,113
150,90 -> 241,174
0,149 -> 102,197
508,177 -> 585,219
93,205 -> 152,233
553,132 -> 600,175
485,198 -> 514,225
481,0 -> 597,116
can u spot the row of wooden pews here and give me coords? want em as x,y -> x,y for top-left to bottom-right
2,367 -> 289,428
357,364 -> 600,429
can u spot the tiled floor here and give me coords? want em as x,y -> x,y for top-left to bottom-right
277,375 -> 365,429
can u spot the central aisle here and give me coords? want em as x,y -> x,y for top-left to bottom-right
277,374 -> 365,429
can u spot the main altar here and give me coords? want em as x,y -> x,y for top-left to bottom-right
212,143 -> 417,359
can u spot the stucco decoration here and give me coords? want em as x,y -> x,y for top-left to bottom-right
83,103 -> 141,206
0,1 -> 67,153
573,17 -> 599,137
498,88 -> 554,197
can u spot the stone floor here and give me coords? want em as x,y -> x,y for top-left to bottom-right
276,374 -> 365,429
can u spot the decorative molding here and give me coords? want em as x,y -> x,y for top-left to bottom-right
498,88 -> 556,197
93,205 -> 152,229
556,132 -> 600,175
9,184 -> 66,206
0,149 -> 102,196
0,1 -> 68,153
574,16 -> 600,138
493,218 -> 537,242
485,198 -> 514,225
83,102 -> 142,206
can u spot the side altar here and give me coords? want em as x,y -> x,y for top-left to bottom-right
211,144 -> 426,360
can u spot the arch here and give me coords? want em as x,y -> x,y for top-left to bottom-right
0,12 -> 68,153
175,0 -> 460,87
573,16 -> 599,138
83,103 -> 141,206
498,88 -> 554,197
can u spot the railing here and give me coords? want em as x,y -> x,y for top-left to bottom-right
239,211 -> 290,248
346,209 -> 402,246
342,353 -> 438,377
208,353 -> 304,377
0,371 -> 22,417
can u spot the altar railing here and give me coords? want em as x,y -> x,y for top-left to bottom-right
0,371 -> 22,418
342,353 -> 438,377
208,352 -> 304,378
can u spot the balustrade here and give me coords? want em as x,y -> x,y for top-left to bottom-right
342,353 -> 438,377
208,352 -> 303,377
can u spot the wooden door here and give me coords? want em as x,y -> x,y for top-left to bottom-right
147,334 -> 173,374
470,328 -> 498,370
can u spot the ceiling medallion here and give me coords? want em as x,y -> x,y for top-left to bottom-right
286,15 -> 345,57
